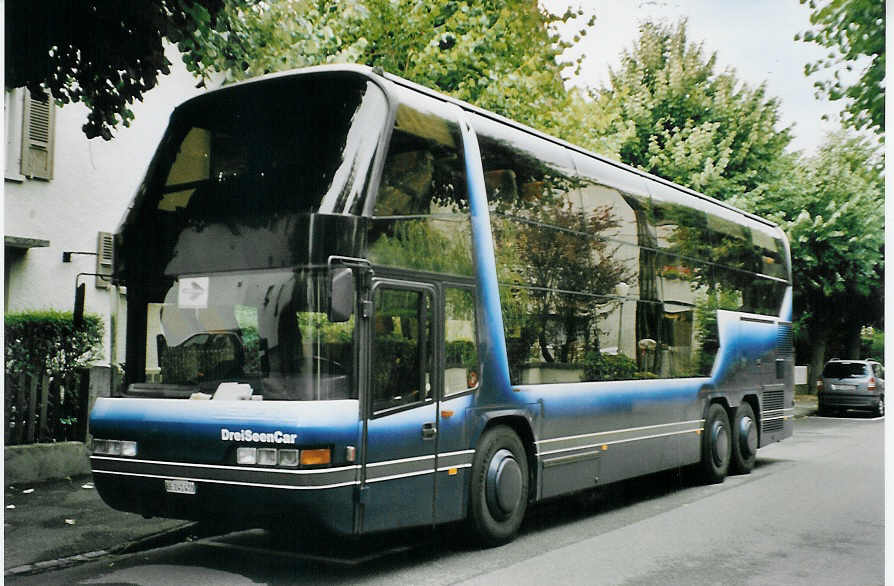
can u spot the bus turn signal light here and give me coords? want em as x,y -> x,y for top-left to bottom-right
300,448 -> 331,466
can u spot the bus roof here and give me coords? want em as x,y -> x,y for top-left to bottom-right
178,64 -> 784,235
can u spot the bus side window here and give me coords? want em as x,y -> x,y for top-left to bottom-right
368,101 -> 473,277
372,287 -> 434,412
444,287 -> 479,395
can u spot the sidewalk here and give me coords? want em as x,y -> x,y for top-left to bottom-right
793,393 -> 818,418
4,475 -> 193,576
4,395 -> 820,576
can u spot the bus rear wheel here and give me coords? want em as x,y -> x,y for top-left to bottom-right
700,403 -> 731,484
731,402 -> 758,474
468,425 -> 528,546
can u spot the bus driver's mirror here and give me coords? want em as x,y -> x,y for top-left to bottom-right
329,267 -> 354,322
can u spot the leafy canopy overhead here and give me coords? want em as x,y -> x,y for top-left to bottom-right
5,0 -> 240,140
795,0 -> 886,135
595,20 -> 791,199
590,20 -> 792,200
189,0 -> 594,137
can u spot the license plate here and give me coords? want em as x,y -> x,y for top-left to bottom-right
831,384 -> 856,391
164,479 -> 196,495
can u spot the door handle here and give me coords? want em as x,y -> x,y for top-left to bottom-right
422,422 -> 437,439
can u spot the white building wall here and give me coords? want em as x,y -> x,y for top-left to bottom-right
4,48 -> 207,364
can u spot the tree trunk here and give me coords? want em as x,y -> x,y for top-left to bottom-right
807,335 -> 828,395
845,322 -> 862,359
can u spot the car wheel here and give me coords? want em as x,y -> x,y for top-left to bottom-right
700,403 -> 731,484
875,397 -> 884,417
468,426 -> 529,546
731,402 -> 758,474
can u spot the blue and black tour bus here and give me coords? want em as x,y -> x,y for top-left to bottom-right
89,65 -> 794,545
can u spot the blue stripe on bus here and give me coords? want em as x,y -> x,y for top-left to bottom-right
515,377 -> 706,415
89,398 -> 361,451
459,117 -> 512,401
781,285 -> 793,322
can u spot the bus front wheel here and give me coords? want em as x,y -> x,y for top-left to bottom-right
700,403 -> 731,484
468,425 -> 528,546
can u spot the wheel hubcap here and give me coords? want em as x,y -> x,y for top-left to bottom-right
738,415 -> 757,457
711,421 -> 729,467
486,449 -> 523,520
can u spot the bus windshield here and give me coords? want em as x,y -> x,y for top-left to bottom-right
137,269 -> 355,401
155,73 -> 387,218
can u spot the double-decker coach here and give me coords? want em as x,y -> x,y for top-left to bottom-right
89,65 -> 794,545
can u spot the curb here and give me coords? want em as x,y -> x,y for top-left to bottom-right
4,522 -> 197,578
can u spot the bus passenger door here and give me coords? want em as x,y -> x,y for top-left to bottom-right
361,280 -> 439,532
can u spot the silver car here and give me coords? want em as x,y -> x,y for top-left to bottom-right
817,360 -> 885,417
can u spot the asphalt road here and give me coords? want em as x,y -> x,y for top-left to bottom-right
8,413 -> 884,586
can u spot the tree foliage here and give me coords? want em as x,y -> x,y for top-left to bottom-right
5,311 -> 103,379
5,0 -> 240,140
795,0 -> 885,135
591,20 -> 791,200
189,0 -> 606,143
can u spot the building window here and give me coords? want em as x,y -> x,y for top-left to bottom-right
5,88 -> 55,181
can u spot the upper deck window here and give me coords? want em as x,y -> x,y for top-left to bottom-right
154,74 -> 388,218
368,99 -> 473,276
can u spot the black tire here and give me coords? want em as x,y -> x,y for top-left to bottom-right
875,396 -> 885,417
730,402 -> 758,474
700,403 -> 731,484
468,426 -> 529,546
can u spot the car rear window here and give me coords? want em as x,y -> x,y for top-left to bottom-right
822,362 -> 870,378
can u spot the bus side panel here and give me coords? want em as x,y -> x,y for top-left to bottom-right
434,393 -> 475,524
518,379 -> 706,499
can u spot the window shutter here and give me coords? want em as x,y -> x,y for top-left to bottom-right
95,232 -> 114,288
21,89 -> 55,180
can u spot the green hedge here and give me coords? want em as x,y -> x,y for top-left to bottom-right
5,311 -> 103,379
582,351 -> 654,381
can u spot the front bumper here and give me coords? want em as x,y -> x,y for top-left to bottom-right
91,456 -> 359,534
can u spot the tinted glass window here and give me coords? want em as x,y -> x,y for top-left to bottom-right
123,74 -> 387,279
140,270 -> 354,400
368,102 -> 472,276
158,75 -> 387,217
474,117 -> 642,384
822,362 -> 871,378
705,213 -> 760,273
444,287 -> 479,396
372,287 -> 433,411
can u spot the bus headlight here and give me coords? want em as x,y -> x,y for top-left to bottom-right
236,447 -> 257,465
278,449 -> 299,467
257,448 -> 277,466
92,439 -> 138,457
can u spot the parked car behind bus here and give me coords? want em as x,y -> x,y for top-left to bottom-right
817,360 -> 885,417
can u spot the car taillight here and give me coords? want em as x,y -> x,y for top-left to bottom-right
868,377 -> 877,391
817,379 -> 824,391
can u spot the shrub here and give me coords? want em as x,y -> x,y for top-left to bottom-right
5,310 -> 103,379
582,351 -> 640,381
446,339 -> 476,369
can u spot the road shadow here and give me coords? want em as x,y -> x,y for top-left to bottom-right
817,409 -> 882,420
